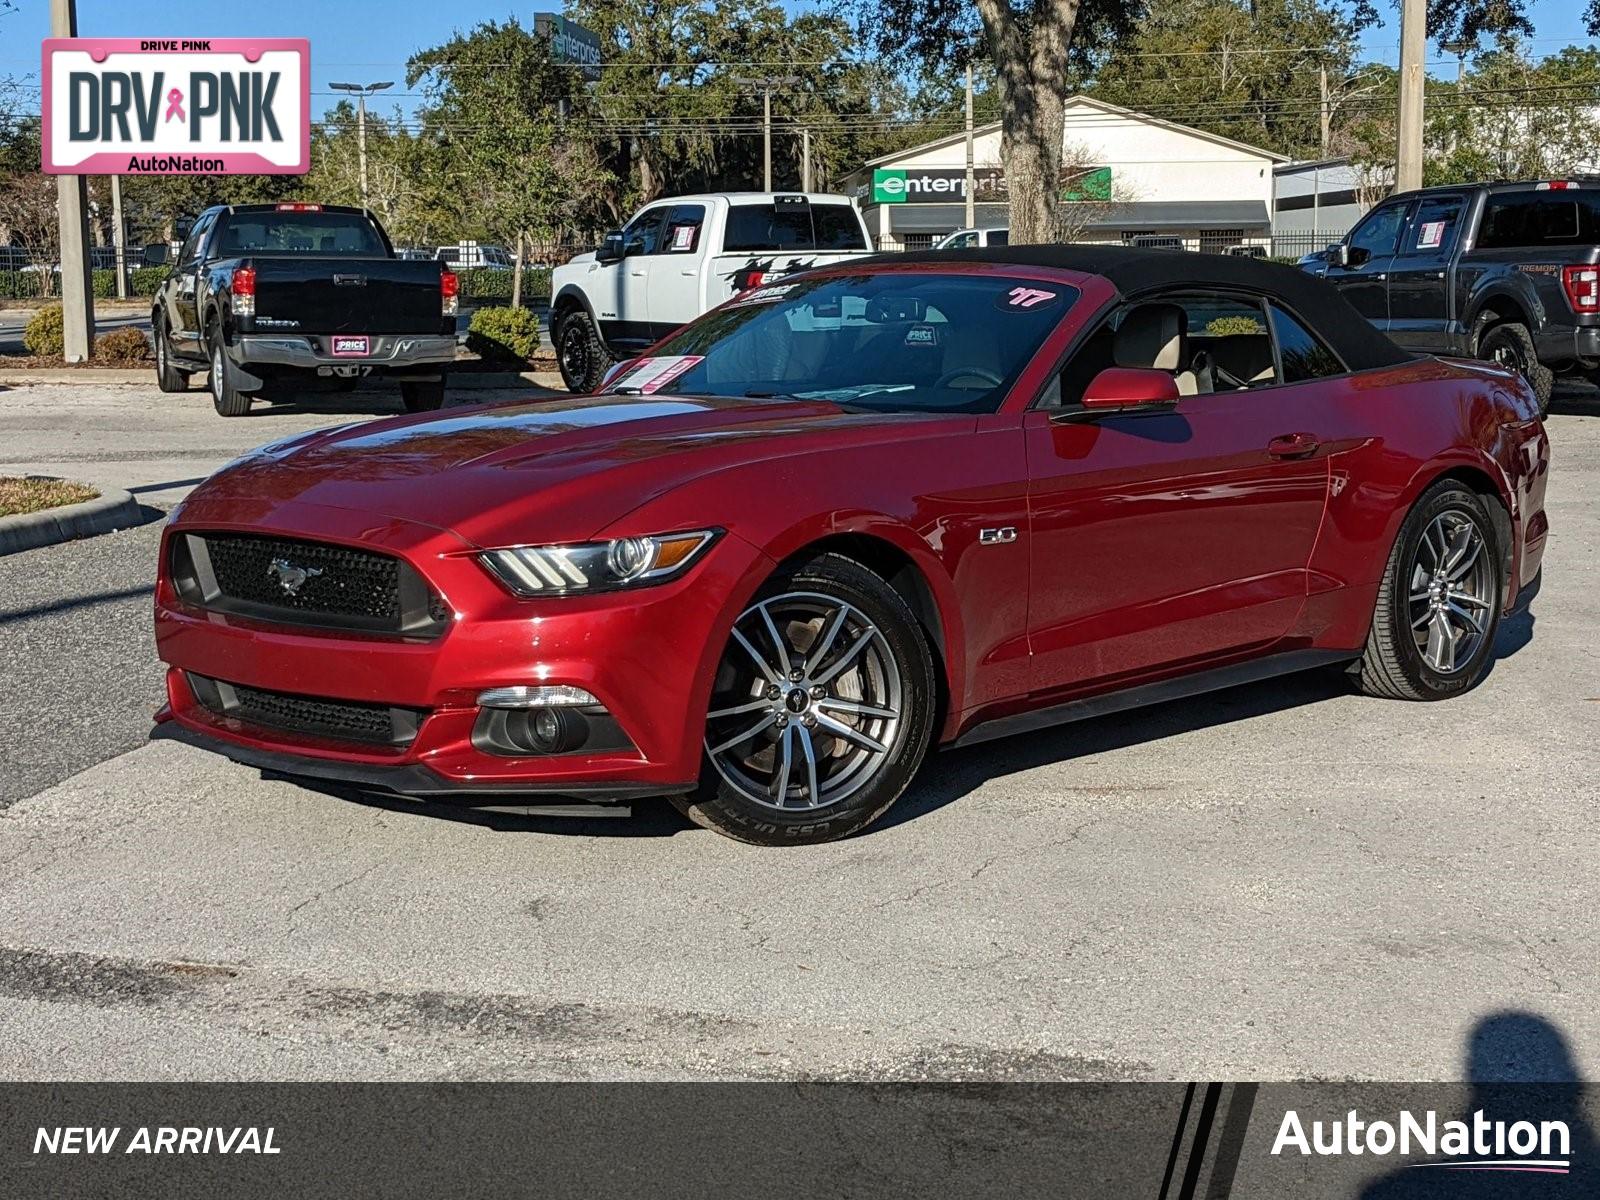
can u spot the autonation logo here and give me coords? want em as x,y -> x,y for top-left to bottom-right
1272,1109 -> 1571,1174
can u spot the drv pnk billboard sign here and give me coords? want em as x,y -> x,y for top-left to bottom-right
42,38 -> 310,175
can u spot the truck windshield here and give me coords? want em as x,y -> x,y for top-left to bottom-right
723,203 -> 868,252
216,211 -> 387,256
602,271 -> 1078,415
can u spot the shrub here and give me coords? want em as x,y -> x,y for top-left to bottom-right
95,325 -> 150,363
130,266 -> 169,295
456,267 -> 552,303
1206,315 -> 1266,336
466,305 -> 542,362
23,304 -> 65,356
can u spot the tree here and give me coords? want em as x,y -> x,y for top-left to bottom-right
1089,0 -> 1362,159
859,0 -> 1143,242
409,20 -> 615,301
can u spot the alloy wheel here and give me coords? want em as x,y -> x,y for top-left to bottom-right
705,591 -> 903,811
211,343 -> 224,401
1407,509 -> 1494,673
559,323 -> 588,382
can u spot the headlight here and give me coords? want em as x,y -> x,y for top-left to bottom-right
479,530 -> 719,596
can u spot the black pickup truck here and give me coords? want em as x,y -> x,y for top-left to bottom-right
1304,179 -> 1600,414
150,203 -> 457,416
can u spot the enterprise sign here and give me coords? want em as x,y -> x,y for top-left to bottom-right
870,166 -> 1112,205
42,38 -> 309,175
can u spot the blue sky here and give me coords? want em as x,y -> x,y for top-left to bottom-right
1,0 -> 1594,120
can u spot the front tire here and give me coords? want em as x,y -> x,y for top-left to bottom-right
1477,320 -> 1553,417
555,308 -> 613,393
1356,481 -> 1504,701
674,554 -> 936,846
207,328 -> 252,417
153,314 -> 187,393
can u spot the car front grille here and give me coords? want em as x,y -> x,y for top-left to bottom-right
170,532 -> 449,636
187,673 -> 424,747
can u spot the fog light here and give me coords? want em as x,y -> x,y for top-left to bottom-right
513,705 -> 587,754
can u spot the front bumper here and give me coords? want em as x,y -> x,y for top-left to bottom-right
232,333 -> 456,376
153,499 -> 770,798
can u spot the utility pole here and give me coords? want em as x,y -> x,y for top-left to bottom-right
110,173 -> 128,300
329,81 -> 393,209
1318,65 -> 1331,158
800,127 -> 812,192
964,65 -> 976,229
51,0 -> 94,361
1395,0 -> 1426,192
733,75 -> 799,190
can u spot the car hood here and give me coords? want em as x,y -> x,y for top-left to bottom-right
184,393 -> 957,547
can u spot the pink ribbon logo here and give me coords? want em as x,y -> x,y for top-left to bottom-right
164,88 -> 185,123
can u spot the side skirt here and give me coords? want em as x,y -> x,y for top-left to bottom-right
948,648 -> 1357,749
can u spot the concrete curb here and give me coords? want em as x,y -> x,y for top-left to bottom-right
0,367 -> 566,390
0,486 -> 145,557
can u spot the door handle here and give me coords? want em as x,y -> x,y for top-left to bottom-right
1268,432 -> 1321,459
1375,273 -> 1386,281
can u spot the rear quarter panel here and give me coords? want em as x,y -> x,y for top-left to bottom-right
1297,356 -> 1548,648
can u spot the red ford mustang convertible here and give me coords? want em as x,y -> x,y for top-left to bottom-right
153,247 -> 1550,845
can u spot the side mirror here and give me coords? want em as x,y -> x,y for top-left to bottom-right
1328,243 -> 1353,268
1081,367 -> 1181,411
142,242 -> 169,266
596,231 -> 625,264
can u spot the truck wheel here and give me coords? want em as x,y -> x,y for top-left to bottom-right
207,329 -> 252,417
153,315 -> 187,393
1478,321 -> 1553,417
556,309 -> 613,393
401,379 -> 445,413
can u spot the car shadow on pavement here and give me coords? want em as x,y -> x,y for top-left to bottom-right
253,607 -> 1541,842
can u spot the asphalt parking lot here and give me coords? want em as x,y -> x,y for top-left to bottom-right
0,378 -> 1596,1082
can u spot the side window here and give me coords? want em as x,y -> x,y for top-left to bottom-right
663,204 -> 706,253
178,214 -> 214,265
1269,303 -> 1346,383
1400,195 -> 1464,257
948,232 -> 977,249
1348,202 -> 1409,261
623,208 -> 669,256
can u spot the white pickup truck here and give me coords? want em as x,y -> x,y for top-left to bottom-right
550,192 -> 876,391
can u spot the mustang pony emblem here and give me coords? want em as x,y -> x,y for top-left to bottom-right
266,558 -> 324,596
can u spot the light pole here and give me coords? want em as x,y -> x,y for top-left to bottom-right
329,81 -> 393,209
733,75 -> 800,190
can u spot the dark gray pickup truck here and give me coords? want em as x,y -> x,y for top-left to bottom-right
150,203 -> 457,416
1304,179 -> 1600,415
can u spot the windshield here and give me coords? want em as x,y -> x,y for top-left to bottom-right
603,271 -> 1078,414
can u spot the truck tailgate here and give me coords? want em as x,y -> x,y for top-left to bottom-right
248,257 -> 444,334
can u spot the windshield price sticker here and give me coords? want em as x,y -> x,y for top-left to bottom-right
670,224 -> 698,252
1417,221 -> 1446,250
610,356 -> 705,394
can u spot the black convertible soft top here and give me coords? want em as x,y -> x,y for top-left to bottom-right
872,243 -> 1415,373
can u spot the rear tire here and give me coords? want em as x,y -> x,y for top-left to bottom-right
673,553 -> 937,846
1477,320 -> 1553,417
401,379 -> 445,412
207,327 -> 252,417
555,307 -> 613,393
153,314 -> 187,393
1355,481 -> 1503,701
